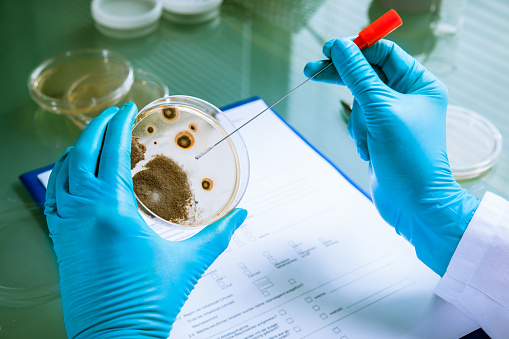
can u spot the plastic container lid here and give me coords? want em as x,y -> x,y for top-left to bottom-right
446,105 -> 502,179
0,205 -> 60,306
162,0 -> 222,24
91,0 -> 163,39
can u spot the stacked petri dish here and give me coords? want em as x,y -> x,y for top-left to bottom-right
28,49 -> 168,129
131,96 -> 249,231
90,0 -> 223,39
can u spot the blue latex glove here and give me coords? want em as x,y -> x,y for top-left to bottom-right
45,102 -> 247,338
304,39 -> 480,276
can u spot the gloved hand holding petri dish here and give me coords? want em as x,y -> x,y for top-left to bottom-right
131,96 -> 249,229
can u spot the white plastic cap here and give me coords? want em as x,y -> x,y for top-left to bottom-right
91,0 -> 163,38
162,0 -> 222,23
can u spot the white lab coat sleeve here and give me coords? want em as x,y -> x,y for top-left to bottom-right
435,192 -> 509,339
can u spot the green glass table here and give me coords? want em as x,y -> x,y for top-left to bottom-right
1,0 -> 507,337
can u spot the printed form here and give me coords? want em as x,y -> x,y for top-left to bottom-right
39,99 -> 479,338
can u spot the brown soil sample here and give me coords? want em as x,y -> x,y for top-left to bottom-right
133,154 -> 196,224
131,137 -> 146,170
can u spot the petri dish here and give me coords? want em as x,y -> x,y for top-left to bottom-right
131,95 -> 249,229
29,49 -> 169,130
0,204 -> 60,306
162,0 -> 222,24
28,49 -> 134,125
68,67 -> 169,129
123,68 -> 169,109
446,105 -> 502,179
91,0 -> 163,39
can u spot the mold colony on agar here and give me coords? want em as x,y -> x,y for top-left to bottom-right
201,178 -> 213,191
175,131 -> 194,149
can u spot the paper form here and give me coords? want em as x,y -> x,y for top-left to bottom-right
38,98 -> 479,338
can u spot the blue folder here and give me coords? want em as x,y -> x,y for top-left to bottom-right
19,163 -> 54,206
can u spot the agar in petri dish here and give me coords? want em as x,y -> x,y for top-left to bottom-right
0,205 -> 60,306
131,95 -> 249,230
446,105 -> 502,179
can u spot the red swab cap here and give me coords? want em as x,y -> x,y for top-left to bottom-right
353,9 -> 403,50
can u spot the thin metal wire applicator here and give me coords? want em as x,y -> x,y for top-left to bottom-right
195,61 -> 333,160
195,9 -> 403,160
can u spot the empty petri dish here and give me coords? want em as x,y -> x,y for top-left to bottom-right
123,68 -> 169,108
162,0 -> 222,24
28,49 -> 134,125
446,105 -> 502,179
0,204 -> 60,306
91,0 -> 163,39
131,95 -> 249,229
29,50 -> 169,129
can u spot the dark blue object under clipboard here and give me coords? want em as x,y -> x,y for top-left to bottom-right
19,97 -> 489,339
19,163 -> 54,207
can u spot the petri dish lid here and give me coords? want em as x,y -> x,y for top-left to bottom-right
123,68 -> 169,108
0,204 -> 60,306
446,105 -> 502,179
162,0 -> 222,23
91,0 -> 163,38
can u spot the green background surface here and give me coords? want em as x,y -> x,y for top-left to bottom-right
1,0 -> 508,337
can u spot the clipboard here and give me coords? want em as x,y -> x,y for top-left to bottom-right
18,97 -> 486,339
